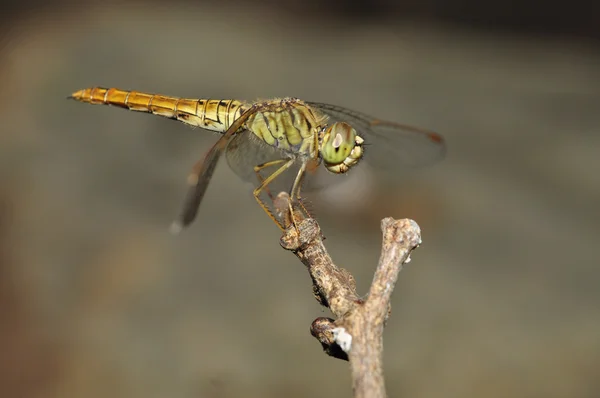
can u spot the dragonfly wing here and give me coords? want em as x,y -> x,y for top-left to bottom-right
170,105 -> 258,233
307,102 -> 446,170
225,130 -> 292,183
225,130 -> 349,194
225,130 -> 309,195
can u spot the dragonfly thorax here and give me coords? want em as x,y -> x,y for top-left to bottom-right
320,122 -> 364,174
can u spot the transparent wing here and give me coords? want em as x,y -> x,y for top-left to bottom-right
225,130 -> 306,194
307,102 -> 446,170
170,104 -> 258,233
225,129 -> 344,193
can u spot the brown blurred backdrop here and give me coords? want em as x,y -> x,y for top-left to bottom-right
1,1 -> 599,397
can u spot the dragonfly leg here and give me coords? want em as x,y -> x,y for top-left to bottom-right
253,159 -> 287,202
288,161 -> 313,226
253,158 -> 296,230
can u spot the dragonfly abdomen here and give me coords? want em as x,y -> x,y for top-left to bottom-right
69,87 -> 245,133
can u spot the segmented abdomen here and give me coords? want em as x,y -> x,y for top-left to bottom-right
70,87 -> 246,133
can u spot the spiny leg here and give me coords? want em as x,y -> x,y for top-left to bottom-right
253,158 -> 296,230
255,159 -> 311,231
253,159 -> 287,202
288,161 -> 312,228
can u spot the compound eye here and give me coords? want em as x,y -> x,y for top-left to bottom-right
321,122 -> 357,165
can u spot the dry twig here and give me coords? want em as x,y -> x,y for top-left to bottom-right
275,192 -> 423,398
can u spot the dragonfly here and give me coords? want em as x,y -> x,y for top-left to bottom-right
69,87 -> 446,232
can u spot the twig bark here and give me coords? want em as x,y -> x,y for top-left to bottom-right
275,192 -> 422,398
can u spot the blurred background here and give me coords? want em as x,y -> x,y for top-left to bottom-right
1,1 -> 599,397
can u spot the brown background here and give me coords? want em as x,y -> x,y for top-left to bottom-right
1,1 -> 599,397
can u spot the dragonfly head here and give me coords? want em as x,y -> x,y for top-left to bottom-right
321,122 -> 364,174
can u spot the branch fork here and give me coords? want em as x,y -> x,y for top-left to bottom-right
275,192 -> 423,398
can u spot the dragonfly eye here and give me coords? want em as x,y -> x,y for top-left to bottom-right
321,122 -> 364,174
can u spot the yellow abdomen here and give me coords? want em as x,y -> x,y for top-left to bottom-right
70,87 -> 245,133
